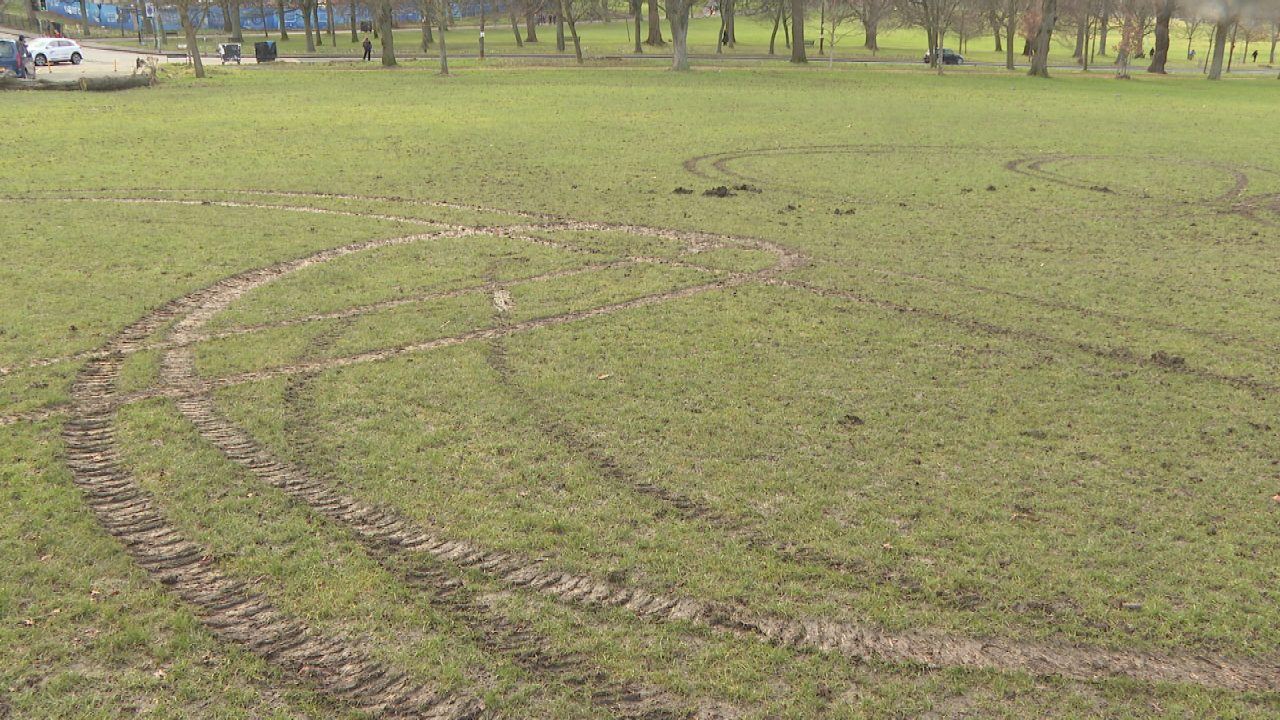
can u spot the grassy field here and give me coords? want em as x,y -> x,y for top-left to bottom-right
78,13 -> 1277,72
3,63 -> 1280,718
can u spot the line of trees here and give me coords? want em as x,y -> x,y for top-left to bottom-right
170,0 -> 1280,77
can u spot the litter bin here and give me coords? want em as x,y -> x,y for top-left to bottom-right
254,41 -> 277,63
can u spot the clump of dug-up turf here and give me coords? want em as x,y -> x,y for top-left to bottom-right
672,187 -> 694,194
1150,350 -> 1186,368
704,186 -> 735,197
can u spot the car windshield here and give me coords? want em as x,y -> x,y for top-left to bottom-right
0,41 -> 14,59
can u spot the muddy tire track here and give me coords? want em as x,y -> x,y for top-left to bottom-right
483,291 -> 871,580
766,278 -> 1279,396
21,190 -> 1280,698
277,299 -> 701,720
62,300 -> 484,718
154,245 -> 1280,695
685,144 -> 1280,350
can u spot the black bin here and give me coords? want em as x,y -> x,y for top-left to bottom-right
254,41 -> 277,63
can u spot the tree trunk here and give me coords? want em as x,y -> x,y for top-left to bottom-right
525,7 -> 538,42
666,0 -> 688,69
421,5 -> 432,49
790,0 -> 805,61
378,0 -> 394,64
1096,0 -> 1108,55
769,1 -> 783,54
437,0 -> 449,72
863,18 -> 877,50
1207,18 -> 1229,78
993,25 -> 1001,52
277,0 -> 289,39
1226,20 -> 1238,72
1269,25 -> 1277,64
350,0 -> 358,41
509,8 -> 523,45
314,3 -> 323,45
327,0 -> 336,44
303,2 -> 316,51
722,0 -> 735,45
1027,0 -> 1056,77
1073,19 -> 1084,58
259,0 -> 269,37
558,0 -> 580,60
79,0 -> 91,35
179,1 -> 206,76
1005,15 -> 1015,69
632,0 -> 642,52
646,0 -> 664,44
1146,0 -> 1171,73
229,0 -> 243,40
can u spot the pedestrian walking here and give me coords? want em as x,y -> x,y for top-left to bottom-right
362,37 -> 372,61
14,34 -> 30,78
1251,49 -> 1258,63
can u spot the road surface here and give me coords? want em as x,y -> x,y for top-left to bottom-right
1,28 -> 173,78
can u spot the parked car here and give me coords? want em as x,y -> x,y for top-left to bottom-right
0,39 -> 18,76
28,38 -> 82,66
923,48 -> 964,65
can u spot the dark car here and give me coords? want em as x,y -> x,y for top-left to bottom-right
0,39 -> 18,77
923,48 -> 964,65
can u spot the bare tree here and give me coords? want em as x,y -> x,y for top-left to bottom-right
1115,0 -> 1139,75
176,0 -> 207,77
437,0 -> 449,73
791,0 -> 807,60
666,0 -> 693,68
558,0 -> 583,61
902,0 -> 965,70
419,0 -> 435,49
647,0 -> 665,44
1027,0 -> 1056,76
987,0 -> 1022,68
1207,0 -> 1235,78
277,0 -> 289,39
851,0 -> 892,48
1146,0 -> 1173,70
631,0 -> 643,51
378,0 -> 395,64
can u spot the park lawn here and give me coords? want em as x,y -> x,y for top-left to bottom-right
85,14 -> 1271,73
3,63 -> 1280,718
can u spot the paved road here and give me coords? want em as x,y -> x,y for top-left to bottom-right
1,28 -> 172,78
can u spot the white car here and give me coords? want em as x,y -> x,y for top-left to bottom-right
28,38 -> 83,66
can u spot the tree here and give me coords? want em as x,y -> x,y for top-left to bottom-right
1027,0 -> 1056,75
437,0 -> 450,73
647,0 -> 665,44
851,0 -> 892,49
902,0 -> 965,71
665,0 -> 693,68
78,0 -> 90,35
229,0 -> 244,41
558,0 -> 583,61
1115,0 -> 1139,76
631,0 -> 643,52
277,0 -> 289,39
378,0 -> 395,64
1178,12 -> 1203,59
1207,1 -> 1234,79
509,4 -> 524,46
350,0 -> 358,41
419,0 -> 435,49
1146,0 -> 1173,71
791,0 -> 807,60
524,0 -> 539,42
176,0 -> 206,77
300,0 -> 317,51
987,0 -> 1022,68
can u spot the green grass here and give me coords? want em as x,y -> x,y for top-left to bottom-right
3,63 -> 1280,717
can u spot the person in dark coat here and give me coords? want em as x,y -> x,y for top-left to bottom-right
362,36 -> 373,61
15,34 -> 29,78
